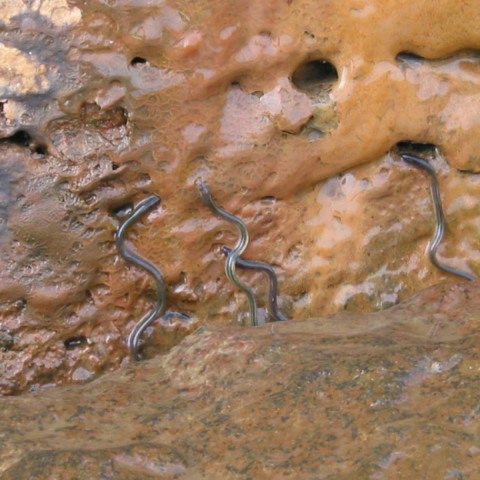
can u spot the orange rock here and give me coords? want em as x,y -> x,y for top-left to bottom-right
1,0 -> 480,395
1,281 -> 480,478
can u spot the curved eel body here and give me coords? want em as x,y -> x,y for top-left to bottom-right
401,153 -> 476,282
221,246 -> 290,322
115,195 -> 188,360
197,180 -> 258,326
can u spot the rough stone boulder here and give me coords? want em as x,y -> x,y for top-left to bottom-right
1,281 -> 480,479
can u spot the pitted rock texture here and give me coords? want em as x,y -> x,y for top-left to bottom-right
1,281 -> 480,478
2,0 -> 480,393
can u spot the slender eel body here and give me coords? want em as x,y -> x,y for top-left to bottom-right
115,195 -> 189,360
115,195 -> 165,359
197,180 -> 258,326
221,246 -> 289,322
401,153 -> 476,282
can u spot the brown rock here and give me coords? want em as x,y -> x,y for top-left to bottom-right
1,0 -> 480,398
1,281 -> 480,478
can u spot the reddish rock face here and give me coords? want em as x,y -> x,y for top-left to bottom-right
1,0 -> 480,395
1,281 -> 480,478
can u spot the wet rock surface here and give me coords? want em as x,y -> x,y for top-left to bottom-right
2,0 -> 480,478
2,0 -> 480,394
1,281 -> 480,478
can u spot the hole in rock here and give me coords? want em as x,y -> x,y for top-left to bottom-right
396,140 -> 438,155
0,130 -> 32,147
34,145 -> 47,156
64,336 -> 88,350
0,131 -> 49,157
396,51 -> 426,63
261,196 -> 277,202
111,202 -> 133,217
111,162 -> 119,170
131,56 -> 147,66
292,59 -> 338,94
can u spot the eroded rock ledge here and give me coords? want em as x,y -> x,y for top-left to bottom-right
1,281 -> 480,478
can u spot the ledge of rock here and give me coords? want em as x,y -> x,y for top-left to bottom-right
1,280 -> 480,478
